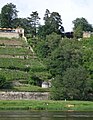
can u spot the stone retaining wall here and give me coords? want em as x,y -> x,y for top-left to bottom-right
0,32 -> 19,38
0,92 -> 49,100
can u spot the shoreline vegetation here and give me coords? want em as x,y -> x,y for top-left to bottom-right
0,100 -> 93,111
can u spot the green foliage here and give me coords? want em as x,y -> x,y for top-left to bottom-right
46,37 -> 93,100
27,11 -> 40,37
28,60 -> 51,86
0,58 -> 42,70
0,3 -> 18,28
81,38 -> 93,84
48,38 -> 83,76
46,32 -> 62,52
50,75 -> 64,100
0,57 -> 48,85
28,32 -> 93,100
62,67 -> 90,100
0,58 -> 30,70
0,14 -> 1,27
12,18 -> 31,34
38,10 -> 64,38
51,67 -> 91,100
73,17 -> 93,38
73,25 -> 83,38
0,32 -> 48,88
0,4 -> 93,99
0,75 -> 6,88
35,33 -> 61,59
35,40 -> 50,58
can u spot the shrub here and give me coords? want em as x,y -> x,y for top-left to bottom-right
0,75 -> 6,88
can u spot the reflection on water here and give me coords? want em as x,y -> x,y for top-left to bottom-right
0,111 -> 93,120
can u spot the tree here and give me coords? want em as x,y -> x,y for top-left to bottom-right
27,11 -> 40,37
35,32 -> 61,59
12,18 -> 31,35
81,38 -> 93,81
49,12 -> 63,33
46,32 -> 61,54
48,38 -> 83,76
38,10 -> 64,38
0,14 -> 1,27
43,9 -> 50,24
73,17 -> 93,38
61,67 -> 91,100
50,75 -> 64,100
48,38 -> 92,100
51,67 -> 91,100
73,25 -> 83,38
0,3 -> 18,28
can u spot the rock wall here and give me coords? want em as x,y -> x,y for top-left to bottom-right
0,92 -> 49,100
0,32 -> 19,38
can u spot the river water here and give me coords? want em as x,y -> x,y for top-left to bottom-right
0,111 -> 93,120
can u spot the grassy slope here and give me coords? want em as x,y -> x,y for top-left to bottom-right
0,47 -> 32,55
0,38 -> 48,92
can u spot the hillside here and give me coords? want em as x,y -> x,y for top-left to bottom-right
0,37 -> 49,92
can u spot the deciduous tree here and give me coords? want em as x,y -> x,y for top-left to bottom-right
27,11 -> 40,37
0,3 -> 18,28
73,17 -> 93,38
38,10 -> 64,38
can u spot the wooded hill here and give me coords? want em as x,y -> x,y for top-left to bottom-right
0,3 -> 93,100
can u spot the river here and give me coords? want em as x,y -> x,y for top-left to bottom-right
0,111 -> 93,120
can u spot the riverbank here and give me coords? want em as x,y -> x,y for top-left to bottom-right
0,100 -> 93,111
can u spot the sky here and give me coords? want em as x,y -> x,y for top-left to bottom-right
0,0 -> 93,32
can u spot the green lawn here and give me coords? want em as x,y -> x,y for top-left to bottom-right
0,100 -> 93,111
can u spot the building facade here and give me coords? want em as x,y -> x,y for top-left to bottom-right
0,27 -> 24,38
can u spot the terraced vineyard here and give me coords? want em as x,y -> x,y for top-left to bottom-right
0,38 -> 48,91
0,47 -> 32,55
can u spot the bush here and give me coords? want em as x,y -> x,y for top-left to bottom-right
0,75 -> 6,88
